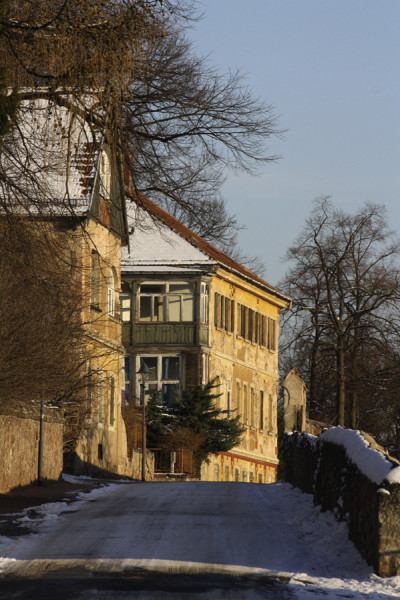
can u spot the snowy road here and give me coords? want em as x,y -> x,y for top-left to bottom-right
1,481 -> 400,598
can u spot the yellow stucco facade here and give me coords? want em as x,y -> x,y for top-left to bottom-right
72,218 -> 126,475
121,195 -> 290,483
201,266 -> 288,483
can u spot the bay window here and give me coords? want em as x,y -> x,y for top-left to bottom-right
138,282 -> 194,322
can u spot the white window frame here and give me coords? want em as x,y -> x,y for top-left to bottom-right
200,282 -> 209,324
136,354 -> 182,405
108,268 -> 117,316
201,354 -> 209,386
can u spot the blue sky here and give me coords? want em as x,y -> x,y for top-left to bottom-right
188,1 -> 400,286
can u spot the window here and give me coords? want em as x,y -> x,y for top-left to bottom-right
90,251 -> 101,309
123,355 -> 132,403
240,305 -> 247,338
109,375 -> 116,427
235,468 -> 239,482
108,268 -> 117,316
250,388 -> 255,427
98,375 -> 104,425
243,384 -> 248,425
215,464 -> 220,482
268,318 -> 276,351
214,293 -> 234,332
259,315 -> 267,347
249,472 -> 254,483
225,466 -> 230,482
236,382 -> 240,414
258,474 -> 263,484
70,250 -> 78,276
248,309 -> 254,342
99,150 -> 111,199
268,394 -> 274,433
137,355 -> 181,406
235,304 -> 273,349
226,379 -> 231,417
202,354 -> 209,386
200,282 -> 208,324
86,365 -> 93,423
139,282 -> 194,322
259,390 -> 264,430
120,294 -> 131,322
242,470 -> 247,483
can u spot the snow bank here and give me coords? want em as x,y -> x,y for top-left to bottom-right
320,426 -> 400,485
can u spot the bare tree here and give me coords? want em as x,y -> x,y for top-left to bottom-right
0,218 -> 83,412
0,212 -> 123,452
1,0 -> 282,246
280,198 -> 400,428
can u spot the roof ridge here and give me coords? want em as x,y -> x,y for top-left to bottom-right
125,189 -> 290,301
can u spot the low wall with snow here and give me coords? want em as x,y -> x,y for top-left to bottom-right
0,411 -> 64,493
283,427 -> 400,577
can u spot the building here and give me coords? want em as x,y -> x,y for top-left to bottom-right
282,367 -> 328,437
121,194 -> 290,482
8,95 -> 140,478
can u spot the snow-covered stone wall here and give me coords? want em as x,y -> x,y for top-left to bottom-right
283,427 -> 400,577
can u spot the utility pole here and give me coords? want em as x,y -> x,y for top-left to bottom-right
137,360 -> 150,481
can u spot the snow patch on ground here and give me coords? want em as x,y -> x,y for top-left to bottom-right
0,479 -> 120,563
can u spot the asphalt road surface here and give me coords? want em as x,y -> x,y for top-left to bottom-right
0,481 -> 312,598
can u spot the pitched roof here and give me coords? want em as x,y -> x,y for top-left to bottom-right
4,95 -> 102,217
123,192 -> 290,303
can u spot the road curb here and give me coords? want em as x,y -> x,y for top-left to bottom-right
0,558 -> 293,583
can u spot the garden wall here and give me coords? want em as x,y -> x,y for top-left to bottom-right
0,410 -> 63,493
283,428 -> 400,577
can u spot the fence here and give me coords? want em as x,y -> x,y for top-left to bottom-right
150,448 -> 197,477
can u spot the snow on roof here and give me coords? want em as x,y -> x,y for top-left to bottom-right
320,426 -> 400,485
4,95 -> 101,216
123,193 -> 291,303
122,202 -> 217,268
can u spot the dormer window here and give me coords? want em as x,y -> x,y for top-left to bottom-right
99,150 -> 111,199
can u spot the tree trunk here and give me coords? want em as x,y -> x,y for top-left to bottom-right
336,336 -> 346,426
350,390 -> 358,429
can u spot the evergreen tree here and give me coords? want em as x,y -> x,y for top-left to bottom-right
147,380 -> 245,464
146,394 -> 168,449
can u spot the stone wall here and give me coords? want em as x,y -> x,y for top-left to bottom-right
0,411 -> 64,493
283,430 -> 400,577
